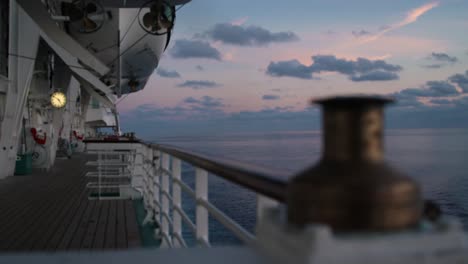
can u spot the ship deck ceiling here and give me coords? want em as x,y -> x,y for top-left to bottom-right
0,154 -> 141,252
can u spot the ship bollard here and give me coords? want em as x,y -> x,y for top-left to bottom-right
255,96 -> 468,264
287,96 -> 422,231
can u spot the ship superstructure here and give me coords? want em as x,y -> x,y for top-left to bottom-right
0,0 -> 187,177
0,1 -> 467,263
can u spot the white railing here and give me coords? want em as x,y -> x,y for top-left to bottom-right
83,140 -> 468,263
135,143 -> 287,248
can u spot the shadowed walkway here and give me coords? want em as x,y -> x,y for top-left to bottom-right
0,154 -> 141,252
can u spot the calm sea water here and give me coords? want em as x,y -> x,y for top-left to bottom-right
153,128 -> 468,245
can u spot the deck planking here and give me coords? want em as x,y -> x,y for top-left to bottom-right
0,154 -> 141,252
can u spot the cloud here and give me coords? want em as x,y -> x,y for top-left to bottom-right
120,103 -> 320,137
183,96 -> 225,108
266,59 -> 313,79
350,71 -> 399,82
448,71 -> 468,92
430,99 -> 452,105
177,80 -> 221,89
262,94 -> 281,100
231,17 -> 248,26
122,97 -> 226,123
121,70 -> 468,137
390,70 -> 468,108
156,68 -> 181,78
386,95 -> 468,129
352,30 -> 371,38
201,23 -> 299,46
423,52 -> 458,69
195,65 -> 204,71
423,64 -> 444,69
309,55 -> 402,75
266,55 -> 402,82
170,39 -> 222,60
398,81 -> 459,98
359,2 -> 439,43
429,52 -> 458,63
120,97 -> 468,138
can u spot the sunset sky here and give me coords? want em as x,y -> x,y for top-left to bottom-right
118,0 -> 468,137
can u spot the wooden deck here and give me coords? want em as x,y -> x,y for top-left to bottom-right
0,154 -> 141,252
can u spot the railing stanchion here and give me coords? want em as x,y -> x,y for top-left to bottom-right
142,146 -> 154,225
161,153 -> 172,247
172,158 -> 182,247
153,150 -> 161,233
195,168 -> 209,246
256,194 -> 278,226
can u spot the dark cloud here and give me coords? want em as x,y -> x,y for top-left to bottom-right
423,64 -> 443,69
177,80 -> 221,89
120,103 -> 320,137
309,55 -> 402,74
183,97 -> 199,104
398,81 -> 459,98
121,98 -> 468,138
351,71 -> 399,82
386,98 -> 468,129
429,52 -> 458,63
195,65 -> 204,71
266,60 -> 313,79
431,99 -> 452,105
448,71 -> 468,92
183,96 -> 225,108
390,71 -> 468,108
391,93 -> 424,108
423,52 -> 458,69
201,23 -> 299,46
122,97 -> 226,124
266,55 -> 402,82
156,68 -> 181,78
352,30 -> 371,38
262,94 -> 281,100
170,39 -> 221,60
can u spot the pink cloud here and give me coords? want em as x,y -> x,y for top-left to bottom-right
360,1 -> 440,43
230,17 -> 249,26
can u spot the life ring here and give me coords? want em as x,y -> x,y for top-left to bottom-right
30,128 -> 47,145
73,130 -> 84,140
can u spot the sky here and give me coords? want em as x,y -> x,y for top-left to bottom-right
118,0 -> 468,137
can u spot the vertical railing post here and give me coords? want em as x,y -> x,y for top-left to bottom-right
141,146 -> 153,225
161,153 -> 172,247
195,168 -> 209,246
256,194 -> 279,225
172,158 -> 182,247
153,150 -> 161,235
98,151 -> 102,200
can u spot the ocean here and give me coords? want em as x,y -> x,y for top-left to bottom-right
154,128 -> 468,245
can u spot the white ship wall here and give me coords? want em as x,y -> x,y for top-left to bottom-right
0,1 -> 40,179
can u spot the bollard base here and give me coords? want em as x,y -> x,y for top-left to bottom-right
256,207 -> 468,264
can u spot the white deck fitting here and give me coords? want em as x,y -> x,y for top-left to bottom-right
257,207 -> 468,264
0,247 -> 266,264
